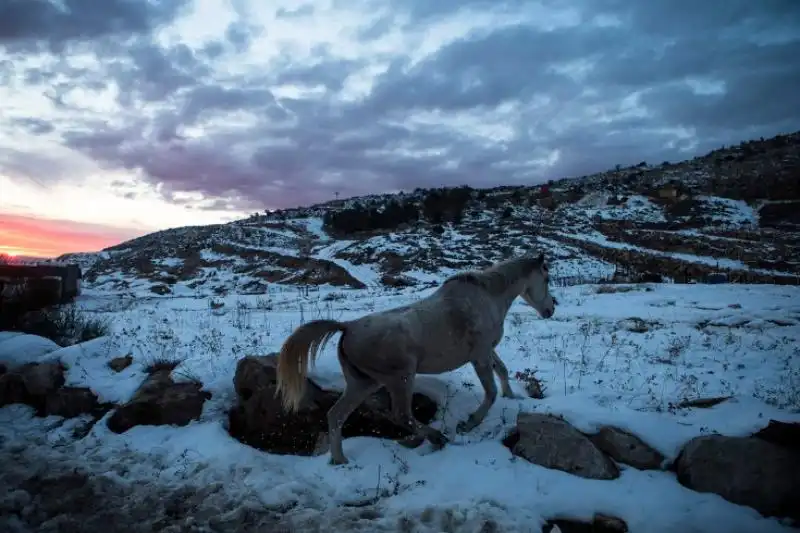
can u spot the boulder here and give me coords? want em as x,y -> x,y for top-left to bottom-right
17,361 -> 65,397
0,361 -> 104,419
752,419 -> 800,452
505,412 -> 620,480
107,370 -> 211,433
108,355 -> 133,373
227,354 -> 439,456
0,372 -> 28,407
543,513 -> 628,533
44,387 -> 102,418
675,434 -> 800,521
0,361 -> 64,409
588,426 -> 665,470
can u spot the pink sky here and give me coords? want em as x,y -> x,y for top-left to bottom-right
0,213 -> 145,258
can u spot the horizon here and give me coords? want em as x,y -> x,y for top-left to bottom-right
2,0 -> 798,258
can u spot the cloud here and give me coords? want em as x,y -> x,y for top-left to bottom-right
0,214 -> 144,257
0,0 -> 190,53
1,0 -> 799,218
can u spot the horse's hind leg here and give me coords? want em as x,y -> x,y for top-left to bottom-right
491,350 -> 518,399
327,353 -> 381,465
385,374 -> 449,450
457,357 -> 498,433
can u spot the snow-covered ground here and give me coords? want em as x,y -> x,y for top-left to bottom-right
3,280 -> 800,532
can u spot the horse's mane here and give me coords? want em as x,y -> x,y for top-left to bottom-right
443,255 -> 544,295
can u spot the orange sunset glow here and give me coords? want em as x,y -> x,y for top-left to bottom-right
0,213 -> 144,258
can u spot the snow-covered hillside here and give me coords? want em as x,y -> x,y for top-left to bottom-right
56,132 -> 800,297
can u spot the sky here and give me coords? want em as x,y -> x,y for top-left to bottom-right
1,0 -> 799,257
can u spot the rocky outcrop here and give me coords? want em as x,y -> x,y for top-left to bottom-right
752,419 -> 800,452
107,369 -> 211,433
674,434 -> 800,522
0,360 -> 106,419
227,354 -> 438,456
504,413 -> 620,480
108,355 -> 133,373
543,513 -> 628,533
588,426 -> 665,470
45,387 -> 102,419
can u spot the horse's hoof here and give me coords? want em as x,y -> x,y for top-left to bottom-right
429,432 -> 449,450
456,418 -> 478,434
329,456 -> 349,466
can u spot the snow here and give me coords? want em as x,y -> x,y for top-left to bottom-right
2,280 -> 800,532
579,194 -> 667,223
696,196 -> 759,227
312,239 -> 383,287
293,216 -> 332,241
560,230 -> 800,278
0,332 -> 60,365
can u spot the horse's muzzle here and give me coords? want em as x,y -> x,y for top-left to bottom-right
542,308 -> 554,319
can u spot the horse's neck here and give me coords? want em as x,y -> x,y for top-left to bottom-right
490,260 -> 529,313
493,277 -> 528,318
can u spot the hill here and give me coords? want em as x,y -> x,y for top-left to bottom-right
60,131 -> 800,296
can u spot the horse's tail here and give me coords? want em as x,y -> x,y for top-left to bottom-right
276,319 -> 347,412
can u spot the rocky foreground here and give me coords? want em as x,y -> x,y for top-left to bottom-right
2,349 -> 800,532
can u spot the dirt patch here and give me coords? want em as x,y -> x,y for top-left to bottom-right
0,449 -> 288,533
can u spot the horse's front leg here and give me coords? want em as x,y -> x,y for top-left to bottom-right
492,350 -> 522,399
457,357 -> 497,433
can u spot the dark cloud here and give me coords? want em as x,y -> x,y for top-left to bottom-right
3,0 -> 800,213
0,0 -> 190,52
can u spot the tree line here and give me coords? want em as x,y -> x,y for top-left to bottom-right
322,186 -> 475,234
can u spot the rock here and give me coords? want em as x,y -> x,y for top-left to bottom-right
106,370 -> 211,433
0,361 -> 65,411
44,387 -> 103,418
0,372 -> 28,407
675,434 -> 800,521
543,514 -> 628,533
506,412 -> 620,480
228,354 -> 439,456
752,419 -> 800,452
17,361 -> 65,397
593,514 -> 628,532
149,284 -> 171,295
108,355 -> 133,373
588,426 -> 665,470
381,274 -> 416,288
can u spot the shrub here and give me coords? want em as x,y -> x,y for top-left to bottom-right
322,199 -> 419,234
0,281 -> 110,346
421,186 -> 473,224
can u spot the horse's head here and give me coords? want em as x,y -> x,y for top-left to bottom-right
520,253 -> 557,319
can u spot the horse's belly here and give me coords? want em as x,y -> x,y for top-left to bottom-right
416,356 -> 468,374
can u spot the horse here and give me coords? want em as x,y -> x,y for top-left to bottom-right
275,252 -> 557,465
